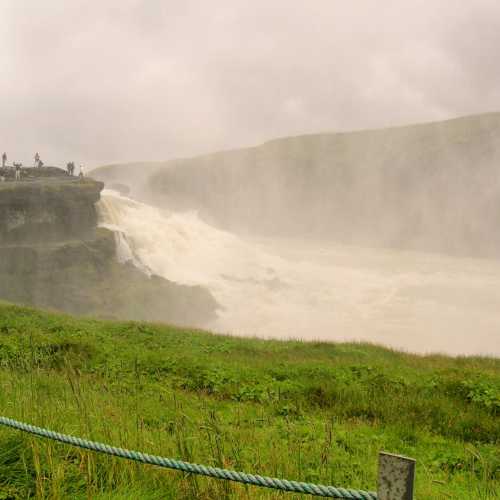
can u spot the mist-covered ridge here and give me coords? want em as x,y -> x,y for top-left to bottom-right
94,112 -> 500,258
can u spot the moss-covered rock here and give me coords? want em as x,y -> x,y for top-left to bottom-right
0,174 -> 103,243
0,229 -> 217,326
0,170 -> 217,326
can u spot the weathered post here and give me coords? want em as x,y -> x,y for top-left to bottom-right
377,452 -> 416,500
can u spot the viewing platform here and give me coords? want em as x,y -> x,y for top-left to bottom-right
0,166 -> 80,182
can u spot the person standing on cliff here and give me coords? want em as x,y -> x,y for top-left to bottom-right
1,152 -> 6,168
14,163 -> 21,181
34,152 -> 40,167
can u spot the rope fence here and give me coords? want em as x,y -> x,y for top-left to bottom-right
0,416 -> 415,499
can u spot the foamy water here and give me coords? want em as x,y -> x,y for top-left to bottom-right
98,190 -> 500,356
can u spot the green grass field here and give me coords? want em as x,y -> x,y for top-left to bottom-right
0,302 -> 498,499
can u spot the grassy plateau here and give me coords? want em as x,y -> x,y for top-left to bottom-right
0,302 -> 498,499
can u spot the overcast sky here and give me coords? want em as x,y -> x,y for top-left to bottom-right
1,0 -> 499,167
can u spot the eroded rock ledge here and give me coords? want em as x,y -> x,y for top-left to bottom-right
0,168 -> 217,326
0,175 -> 103,243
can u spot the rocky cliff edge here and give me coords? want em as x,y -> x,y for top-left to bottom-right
0,168 -> 217,326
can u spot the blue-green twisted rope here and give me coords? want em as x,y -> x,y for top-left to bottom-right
0,416 -> 377,499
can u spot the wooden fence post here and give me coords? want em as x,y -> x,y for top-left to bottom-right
377,452 -> 416,500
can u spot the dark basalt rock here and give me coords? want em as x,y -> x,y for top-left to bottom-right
0,174 -> 103,243
0,169 -> 218,327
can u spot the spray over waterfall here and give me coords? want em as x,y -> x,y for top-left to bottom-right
97,190 -> 500,357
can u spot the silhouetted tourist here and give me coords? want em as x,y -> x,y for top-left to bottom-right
1,152 -> 6,168
14,163 -> 21,181
70,162 -> 75,176
34,152 -> 40,167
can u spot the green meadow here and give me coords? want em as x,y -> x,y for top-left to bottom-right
0,303 -> 498,499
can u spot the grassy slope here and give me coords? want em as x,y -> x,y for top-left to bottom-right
0,303 -> 498,499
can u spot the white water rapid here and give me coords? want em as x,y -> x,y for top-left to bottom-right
98,190 -> 500,357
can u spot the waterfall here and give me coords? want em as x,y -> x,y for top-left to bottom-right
97,190 -> 152,274
96,189 -> 500,356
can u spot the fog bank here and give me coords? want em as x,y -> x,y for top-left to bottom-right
98,190 -> 500,356
139,113 -> 500,258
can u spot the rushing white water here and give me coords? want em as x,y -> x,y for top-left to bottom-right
98,190 -> 500,357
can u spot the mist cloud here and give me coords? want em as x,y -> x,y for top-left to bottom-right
1,0 -> 499,167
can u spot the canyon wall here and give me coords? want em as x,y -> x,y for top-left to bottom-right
141,113 -> 500,257
0,169 -> 217,326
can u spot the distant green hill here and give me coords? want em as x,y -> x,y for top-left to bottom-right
0,302 -> 498,498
